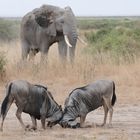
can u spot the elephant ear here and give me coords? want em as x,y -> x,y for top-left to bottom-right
35,12 -> 56,36
35,14 -> 49,27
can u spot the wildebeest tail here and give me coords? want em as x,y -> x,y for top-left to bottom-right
0,82 -> 13,117
111,81 -> 116,106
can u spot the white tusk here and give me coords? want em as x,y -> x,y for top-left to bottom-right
64,35 -> 72,47
78,36 -> 88,46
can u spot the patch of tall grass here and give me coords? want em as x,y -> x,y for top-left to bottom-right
82,18 -> 140,64
0,51 -> 6,80
0,18 -> 20,42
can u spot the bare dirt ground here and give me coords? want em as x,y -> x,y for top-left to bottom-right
0,42 -> 140,140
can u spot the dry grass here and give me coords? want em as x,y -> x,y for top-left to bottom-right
0,40 -> 140,140
0,40 -> 140,103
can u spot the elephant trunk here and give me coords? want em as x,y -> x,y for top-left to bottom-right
63,7 -> 78,47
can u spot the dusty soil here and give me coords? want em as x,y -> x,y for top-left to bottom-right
0,84 -> 140,140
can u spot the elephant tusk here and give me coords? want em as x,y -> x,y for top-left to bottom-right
64,35 -> 72,47
78,36 -> 88,46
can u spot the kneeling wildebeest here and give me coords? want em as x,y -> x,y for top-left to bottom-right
60,80 -> 116,128
0,80 -> 63,131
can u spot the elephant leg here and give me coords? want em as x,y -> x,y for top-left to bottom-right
29,48 -> 39,61
29,50 -> 35,61
40,46 -> 50,64
21,40 -> 30,60
58,40 -> 67,63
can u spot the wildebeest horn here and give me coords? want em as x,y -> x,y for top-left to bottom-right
64,35 -> 72,47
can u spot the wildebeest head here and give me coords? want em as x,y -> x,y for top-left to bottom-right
59,105 -> 80,128
60,120 -> 80,129
47,91 -> 63,127
47,105 -> 63,127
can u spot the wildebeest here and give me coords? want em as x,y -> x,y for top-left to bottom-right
0,80 -> 63,131
60,80 -> 116,128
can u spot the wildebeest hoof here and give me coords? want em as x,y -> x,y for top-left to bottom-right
47,122 -> 53,128
67,122 -> 80,129
96,123 -> 106,128
60,122 -> 68,128
70,123 -> 80,129
25,125 -> 37,131
26,124 -> 30,128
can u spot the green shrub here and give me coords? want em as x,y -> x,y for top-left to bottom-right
83,18 -> 140,64
77,18 -> 124,30
0,18 -> 20,42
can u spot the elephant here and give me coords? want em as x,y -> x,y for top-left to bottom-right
20,4 -> 78,63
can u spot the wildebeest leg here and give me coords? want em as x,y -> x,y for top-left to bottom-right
30,115 -> 37,130
26,115 -> 37,130
80,115 -> 86,128
41,116 -> 46,129
29,49 -> 36,61
16,108 -> 26,130
103,97 -> 113,127
25,115 -> 37,131
101,101 -> 109,126
21,41 -> 30,60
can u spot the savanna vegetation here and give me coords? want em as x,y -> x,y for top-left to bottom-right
0,17 -> 140,140
78,17 -> 140,64
1,17 -> 140,80
1,17 -> 140,65
0,18 -> 20,42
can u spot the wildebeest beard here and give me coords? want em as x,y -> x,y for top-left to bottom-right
45,93 -> 63,127
47,108 -> 63,127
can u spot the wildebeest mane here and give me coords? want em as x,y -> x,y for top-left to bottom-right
34,85 -> 60,113
68,85 -> 88,97
64,85 -> 88,106
34,85 -> 56,101
34,84 -> 47,91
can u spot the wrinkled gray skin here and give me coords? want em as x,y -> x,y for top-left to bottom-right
60,80 -> 116,128
20,4 -> 77,63
0,80 -> 63,131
